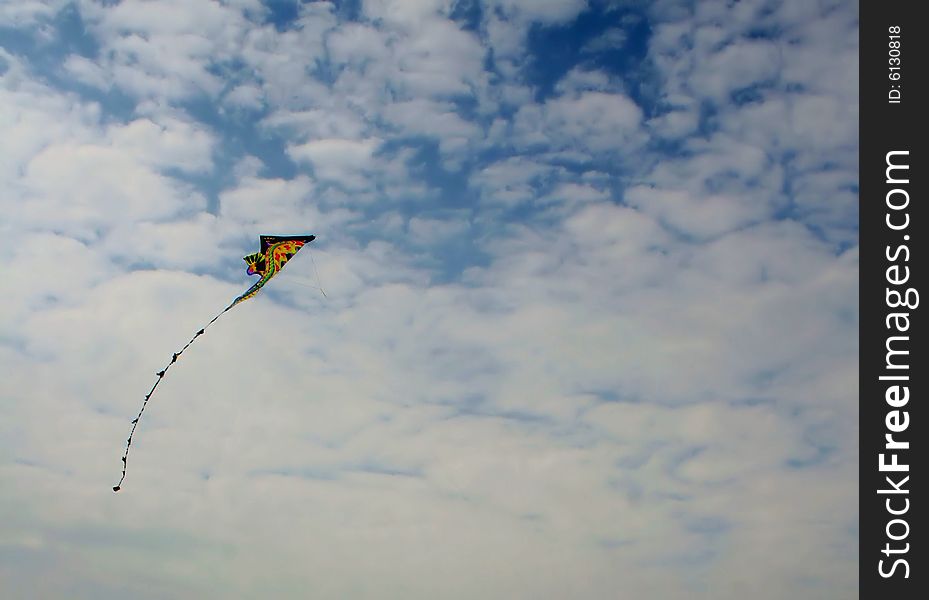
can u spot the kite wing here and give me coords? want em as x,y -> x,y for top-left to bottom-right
114,234 -> 316,492
235,235 -> 316,307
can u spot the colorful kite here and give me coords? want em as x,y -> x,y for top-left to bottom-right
114,235 -> 316,492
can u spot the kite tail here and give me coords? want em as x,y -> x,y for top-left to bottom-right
113,301 -> 235,492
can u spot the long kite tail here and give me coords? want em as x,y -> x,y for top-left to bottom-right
113,301 -> 235,492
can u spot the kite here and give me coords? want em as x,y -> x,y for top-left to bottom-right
113,235 -> 316,492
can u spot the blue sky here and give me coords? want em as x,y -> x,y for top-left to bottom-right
1,1 -> 858,598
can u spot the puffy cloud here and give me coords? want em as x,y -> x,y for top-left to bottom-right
287,137 -> 383,187
492,0 -> 589,25
19,142 -> 206,239
406,212 -> 471,246
362,0 -> 454,27
62,54 -> 112,89
470,156 -> 566,207
514,90 -> 645,154
106,115 -> 216,174
222,83 -> 264,110
0,0 -> 68,27
75,0 -> 247,100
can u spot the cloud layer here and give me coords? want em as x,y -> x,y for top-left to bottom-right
1,1 -> 857,598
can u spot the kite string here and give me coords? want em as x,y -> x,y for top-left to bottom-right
283,280 -> 327,294
113,301 -> 234,492
309,250 -> 328,299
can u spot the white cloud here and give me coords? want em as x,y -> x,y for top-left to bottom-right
384,98 -> 479,139
100,213 -> 229,271
219,175 -> 319,230
538,182 -> 611,213
391,18 -> 486,98
1,53 -> 102,180
106,115 -> 216,174
553,67 -> 614,96
75,0 -> 253,101
643,0 -> 857,245
730,92 -> 857,155
287,137 -> 383,187
238,4 -> 337,108
323,15 -> 489,170
647,101 -> 699,139
482,11 -> 527,64
362,0 -> 453,27
327,22 -> 388,67
0,0 -> 68,27
581,26 -> 627,53
262,107 -> 368,141
407,214 -> 470,245
492,0 -> 589,25
222,83 -> 264,110
20,142 -> 206,239
514,90 -> 645,154
470,156 -> 564,207
62,54 -> 112,90
626,186 -> 765,240
3,233 -> 116,322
